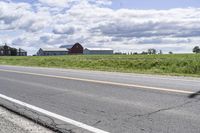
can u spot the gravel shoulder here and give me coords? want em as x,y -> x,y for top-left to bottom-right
0,106 -> 54,133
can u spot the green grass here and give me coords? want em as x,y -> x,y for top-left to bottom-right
0,54 -> 200,77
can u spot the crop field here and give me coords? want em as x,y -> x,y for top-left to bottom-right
0,54 -> 200,77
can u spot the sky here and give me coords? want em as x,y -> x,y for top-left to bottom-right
0,0 -> 200,55
111,0 -> 200,9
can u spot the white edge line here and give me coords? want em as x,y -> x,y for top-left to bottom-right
0,93 -> 109,133
0,69 -> 194,94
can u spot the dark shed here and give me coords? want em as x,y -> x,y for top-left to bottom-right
60,43 -> 83,54
0,44 -> 17,56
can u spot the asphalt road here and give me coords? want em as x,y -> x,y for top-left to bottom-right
0,65 -> 200,133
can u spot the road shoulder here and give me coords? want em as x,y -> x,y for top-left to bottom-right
0,106 -> 54,133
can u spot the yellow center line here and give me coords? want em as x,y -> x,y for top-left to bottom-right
0,69 -> 194,94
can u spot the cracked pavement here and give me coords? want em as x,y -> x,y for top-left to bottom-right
0,65 -> 200,133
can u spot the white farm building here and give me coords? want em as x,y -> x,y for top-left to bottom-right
37,48 -> 68,56
83,48 -> 113,55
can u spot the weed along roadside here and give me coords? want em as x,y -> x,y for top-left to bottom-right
0,54 -> 200,77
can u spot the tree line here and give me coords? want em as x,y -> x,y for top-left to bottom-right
193,46 -> 200,53
116,46 -> 200,55
115,49 -> 173,55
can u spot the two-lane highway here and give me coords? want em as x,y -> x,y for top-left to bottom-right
0,65 -> 200,133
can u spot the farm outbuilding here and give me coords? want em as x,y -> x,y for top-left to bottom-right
0,44 -> 17,56
37,48 -> 68,56
17,48 -> 27,56
60,43 -> 83,54
83,48 -> 113,55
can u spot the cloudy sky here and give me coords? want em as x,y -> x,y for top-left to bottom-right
0,0 -> 200,55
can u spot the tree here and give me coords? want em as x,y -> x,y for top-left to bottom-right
141,51 -> 148,55
158,50 -> 163,54
169,51 -> 173,54
11,48 -> 17,56
147,48 -> 157,54
193,46 -> 200,53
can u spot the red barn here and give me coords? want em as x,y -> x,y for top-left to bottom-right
60,43 -> 83,54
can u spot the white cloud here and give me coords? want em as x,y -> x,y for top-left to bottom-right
0,1 -> 51,32
38,0 -> 78,7
38,0 -> 111,8
53,24 -> 79,34
93,8 -> 200,38
89,0 -> 112,5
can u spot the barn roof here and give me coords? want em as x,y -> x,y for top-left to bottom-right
17,48 -> 27,52
41,48 -> 68,52
0,45 -> 15,49
60,43 -> 82,49
85,48 -> 113,51
59,45 -> 74,49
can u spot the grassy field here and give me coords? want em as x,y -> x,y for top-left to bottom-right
0,54 -> 200,77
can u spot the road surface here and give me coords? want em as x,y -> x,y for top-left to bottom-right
0,65 -> 200,133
